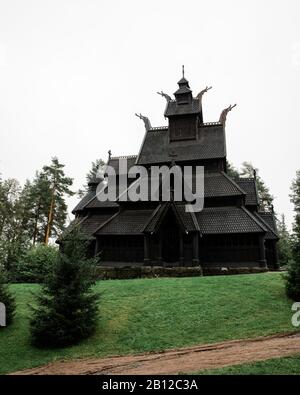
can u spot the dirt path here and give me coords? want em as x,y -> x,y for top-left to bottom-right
12,332 -> 300,375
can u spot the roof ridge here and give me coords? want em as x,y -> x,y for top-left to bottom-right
235,177 -> 255,181
148,126 -> 168,131
72,190 -> 97,214
110,155 -> 137,160
142,204 -> 163,233
241,207 -> 268,233
81,181 -> 109,211
170,201 -> 189,233
176,202 -> 200,232
200,122 -> 222,126
143,203 -> 169,233
93,211 -> 120,235
221,171 -> 247,195
255,212 -> 279,238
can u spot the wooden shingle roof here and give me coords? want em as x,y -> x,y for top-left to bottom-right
136,123 -> 226,165
96,209 -> 154,235
78,214 -> 114,236
106,155 -> 137,175
254,212 -> 279,240
72,190 -> 96,214
235,178 -> 259,206
204,172 -> 245,197
195,207 -> 267,234
93,206 -> 267,236
164,98 -> 201,117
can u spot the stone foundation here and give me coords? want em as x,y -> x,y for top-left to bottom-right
95,265 -> 268,280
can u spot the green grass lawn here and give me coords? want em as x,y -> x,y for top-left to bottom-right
196,354 -> 300,375
0,272 -> 297,374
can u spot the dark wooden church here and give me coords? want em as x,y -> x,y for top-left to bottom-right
72,71 -> 279,273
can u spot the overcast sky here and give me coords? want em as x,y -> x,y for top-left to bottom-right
0,0 -> 299,228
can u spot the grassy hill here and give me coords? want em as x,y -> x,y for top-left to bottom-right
0,272 -> 296,374
197,354 -> 300,375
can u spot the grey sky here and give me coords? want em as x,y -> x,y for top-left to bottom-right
0,0 -> 299,228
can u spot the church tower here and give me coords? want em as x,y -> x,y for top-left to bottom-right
165,68 -> 203,142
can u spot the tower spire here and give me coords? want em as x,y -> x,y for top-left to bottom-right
174,66 -> 192,104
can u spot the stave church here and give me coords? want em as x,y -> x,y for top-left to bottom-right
71,70 -> 279,273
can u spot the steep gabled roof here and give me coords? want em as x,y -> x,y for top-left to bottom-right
143,202 -> 199,234
136,123 -> 226,165
235,178 -> 259,206
164,98 -> 200,117
58,212 -> 114,240
204,172 -> 245,198
105,155 -> 138,175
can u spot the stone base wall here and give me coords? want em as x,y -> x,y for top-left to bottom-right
95,265 -> 268,280
202,266 -> 268,276
95,266 -> 203,280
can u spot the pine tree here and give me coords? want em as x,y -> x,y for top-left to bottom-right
27,172 -> 52,245
277,214 -> 292,266
78,159 -> 105,198
30,227 -> 99,348
290,170 -> 300,258
42,157 -> 74,244
86,159 -> 105,183
285,171 -> 300,300
0,267 -> 16,326
226,161 -> 240,178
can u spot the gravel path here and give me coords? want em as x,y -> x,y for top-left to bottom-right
12,332 -> 300,375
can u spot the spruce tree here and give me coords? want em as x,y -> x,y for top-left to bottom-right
30,227 -> 99,348
78,158 -> 105,198
286,170 -> 300,300
0,268 -> 16,326
285,259 -> 300,301
277,214 -> 292,267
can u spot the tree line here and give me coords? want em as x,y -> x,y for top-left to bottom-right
0,157 -> 74,273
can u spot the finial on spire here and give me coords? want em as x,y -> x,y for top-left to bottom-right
182,65 -> 185,78
108,150 -> 112,160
